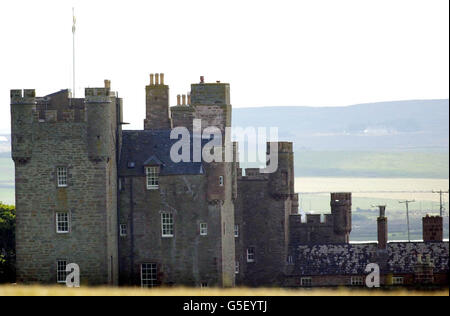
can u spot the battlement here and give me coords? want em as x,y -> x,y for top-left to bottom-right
10,89 -> 36,105
190,77 -> 230,106
331,192 -> 352,202
291,213 -> 333,225
423,215 -> 443,224
35,109 -> 86,123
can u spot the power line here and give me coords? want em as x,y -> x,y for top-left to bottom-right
399,200 -> 415,243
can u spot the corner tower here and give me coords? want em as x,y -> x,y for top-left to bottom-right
331,192 -> 352,243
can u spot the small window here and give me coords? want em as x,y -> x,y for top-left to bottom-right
301,277 -> 312,287
161,213 -> 174,237
235,261 -> 240,274
146,166 -> 159,190
201,282 -> 208,288
57,260 -> 68,284
247,247 -> 255,263
234,225 -> 239,238
57,167 -> 68,187
56,212 -> 69,234
141,263 -> 157,288
120,224 -> 127,237
219,176 -> 224,186
200,223 -> 208,236
351,276 -> 364,286
393,276 -> 404,285
287,255 -> 294,265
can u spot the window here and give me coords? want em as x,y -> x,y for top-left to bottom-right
120,224 -> 127,237
235,261 -> 240,274
234,225 -> 239,238
351,276 -> 364,286
393,276 -> 404,285
201,282 -> 208,288
287,255 -> 294,265
247,247 -> 255,263
56,212 -> 69,234
161,213 -> 174,237
219,176 -> 224,186
57,167 -> 68,187
141,263 -> 157,288
301,277 -> 312,287
57,260 -> 68,284
146,166 -> 159,190
200,223 -> 208,236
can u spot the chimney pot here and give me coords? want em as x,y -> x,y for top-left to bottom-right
160,73 -> 165,85
150,74 -> 154,85
182,94 -> 186,106
187,94 -> 191,105
155,73 -> 160,85
104,80 -> 111,89
200,76 -> 205,84
177,95 -> 181,106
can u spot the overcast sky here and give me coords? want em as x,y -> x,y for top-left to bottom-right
0,0 -> 448,131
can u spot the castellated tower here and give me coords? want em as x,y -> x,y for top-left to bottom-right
330,192 -> 352,243
144,73 -> 172,130
189,79 -> 236,287
11,81 -> 121,285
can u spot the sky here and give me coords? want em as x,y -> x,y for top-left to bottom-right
0,0 -> 448,131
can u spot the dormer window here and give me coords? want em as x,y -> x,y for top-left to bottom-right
146,166 -> 159,190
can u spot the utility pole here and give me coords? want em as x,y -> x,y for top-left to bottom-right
432,190 -> 449,217
399,200 -> 415,242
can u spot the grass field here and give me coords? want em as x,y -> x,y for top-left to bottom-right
294,151 -> 449,178
0,285 -> 447,296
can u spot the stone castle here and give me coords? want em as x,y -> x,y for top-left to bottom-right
10,74 -> 448,287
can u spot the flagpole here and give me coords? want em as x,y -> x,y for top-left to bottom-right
72,7 -> 76,98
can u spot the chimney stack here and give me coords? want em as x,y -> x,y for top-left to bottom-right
104,80 -> 111,89
160,73 -> 165,85
187,94 -> 191,105
377,205 -> 388,250
155,73 -> 160,85
182,94 -> 186,106
200,76 -> 205,84
150,74 -> 154,85
177,94 -> 181,106
423,215 -> 443,242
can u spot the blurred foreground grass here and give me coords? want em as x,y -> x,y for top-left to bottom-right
0,285 -> 448,296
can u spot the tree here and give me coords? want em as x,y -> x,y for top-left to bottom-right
0,202 -> 15,283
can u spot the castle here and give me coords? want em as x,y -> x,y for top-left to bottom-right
10,74 -> 448,287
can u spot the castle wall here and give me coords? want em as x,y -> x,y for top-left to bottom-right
118,174 -> 228,286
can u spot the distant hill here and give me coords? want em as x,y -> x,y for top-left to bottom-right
232,99 -> 449,151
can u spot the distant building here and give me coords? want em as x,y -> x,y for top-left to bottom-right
11,75 -> 448,287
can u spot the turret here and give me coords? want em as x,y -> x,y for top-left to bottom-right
330,192 -> 352,243
268,142 -> 294,199
10,89 -> 36,163
144,73 -> 171,130
86,85 -> 112,161
190,77 -> 231,135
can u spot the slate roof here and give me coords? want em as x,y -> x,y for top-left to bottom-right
292,242 -> 449,276
119,130 -> 204,176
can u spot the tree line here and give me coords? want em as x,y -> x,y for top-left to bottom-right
0,202 -> 15,283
